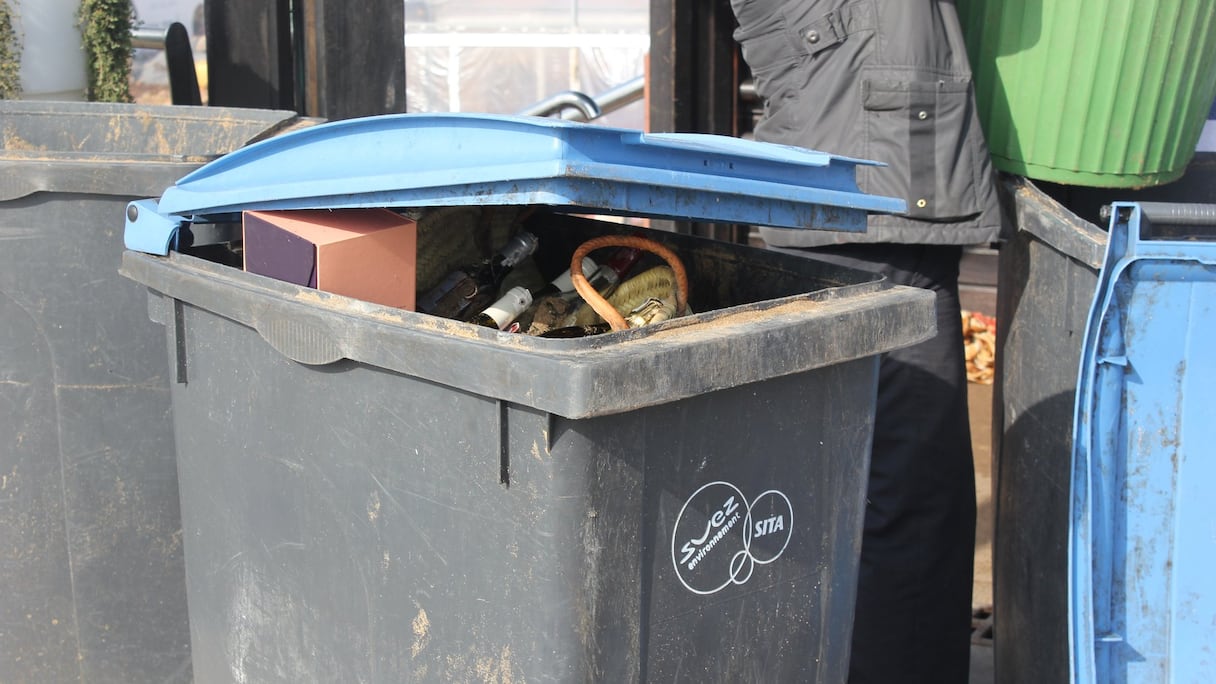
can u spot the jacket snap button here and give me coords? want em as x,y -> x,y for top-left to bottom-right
805,30 -> 820,44
916,198 -> 928,208
918,110 -> 928,120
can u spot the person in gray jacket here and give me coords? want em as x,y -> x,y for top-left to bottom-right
730,1 -> 1002,681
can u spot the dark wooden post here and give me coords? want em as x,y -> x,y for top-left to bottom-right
205,0 -> 296,111
296,0 -> 406,119
204,0 -> 405,120
648,0 -> 747,241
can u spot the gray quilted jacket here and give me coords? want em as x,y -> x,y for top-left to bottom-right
731,0 -> 1002,247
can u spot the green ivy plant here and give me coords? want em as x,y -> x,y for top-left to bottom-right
0,0 -> 20,99
78,0 -> 134,102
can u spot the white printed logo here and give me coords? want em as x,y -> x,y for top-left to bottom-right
671,481 -> 794,595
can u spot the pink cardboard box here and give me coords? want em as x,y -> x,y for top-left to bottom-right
243,209 -> 417,310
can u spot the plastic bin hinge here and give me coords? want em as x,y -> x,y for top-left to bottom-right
125,199 -> 183,256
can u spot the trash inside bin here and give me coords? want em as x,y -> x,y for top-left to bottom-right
119,113 -> 935,682
0,101 -> 307,683
1069,202 -> 1216,683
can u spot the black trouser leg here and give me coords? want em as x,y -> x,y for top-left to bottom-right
775,243 -> 977,683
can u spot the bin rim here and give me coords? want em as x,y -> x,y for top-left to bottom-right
121,247 -> 935,419
1006,175 -> 1107,270
0,102 -> 309,202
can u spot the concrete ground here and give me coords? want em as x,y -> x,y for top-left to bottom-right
969,381 -> 995,684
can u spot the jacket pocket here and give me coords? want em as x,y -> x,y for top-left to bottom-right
861,73 -> 984,221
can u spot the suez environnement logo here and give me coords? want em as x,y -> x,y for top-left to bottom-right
670,481 -> 794,595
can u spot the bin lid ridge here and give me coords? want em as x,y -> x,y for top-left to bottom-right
157,158 -> 890,219
169,113 -> 874,181
125,112 -> 905,256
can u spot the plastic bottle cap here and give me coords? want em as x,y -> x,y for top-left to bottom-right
552,256 -> 598,293
482,286 -> 534,329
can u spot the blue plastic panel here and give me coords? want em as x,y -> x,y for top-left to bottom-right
1070,203 -> 1216,683
125,113 -> 904,255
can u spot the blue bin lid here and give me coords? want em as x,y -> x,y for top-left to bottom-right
125,113 -> 903,255
1069,202 -> 1216,683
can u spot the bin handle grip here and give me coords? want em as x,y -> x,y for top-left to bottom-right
569,235 -> 689,332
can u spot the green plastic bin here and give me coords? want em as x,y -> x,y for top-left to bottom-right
961,0 -> 1216,188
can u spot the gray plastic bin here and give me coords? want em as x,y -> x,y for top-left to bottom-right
0,101 -> 305,682
993,176 -> 1107,684
120,113 -> 936,682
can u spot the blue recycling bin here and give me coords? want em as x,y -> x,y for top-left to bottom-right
1069,202 -> 1216,683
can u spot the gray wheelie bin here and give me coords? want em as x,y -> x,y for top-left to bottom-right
119,113 -> 935,682
0,101 -> 306,683
992,176 -> 1107,684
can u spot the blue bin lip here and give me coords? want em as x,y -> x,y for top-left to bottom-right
1069,201 -> 1216,683
124,112 -> 905,256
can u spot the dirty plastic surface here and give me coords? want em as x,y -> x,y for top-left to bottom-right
121,216 -> 935,681
992,176 -> 1106,684
1070,202 -> 1216,683
1,100 -> 302,683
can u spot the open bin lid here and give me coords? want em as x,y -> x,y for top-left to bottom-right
125,113 -> 904,255
1069,202 -> 1216,683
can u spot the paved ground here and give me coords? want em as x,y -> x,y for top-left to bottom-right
970,381 -> 994,611
969,381 -> 995,683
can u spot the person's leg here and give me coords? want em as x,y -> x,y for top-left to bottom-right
778,243 -> 976,683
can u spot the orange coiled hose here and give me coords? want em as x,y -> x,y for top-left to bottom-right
569,235 -> 689,332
